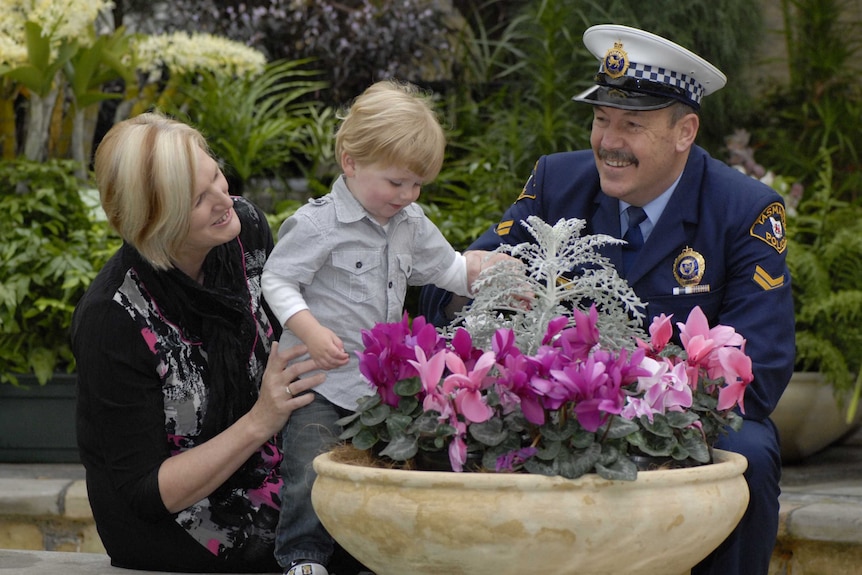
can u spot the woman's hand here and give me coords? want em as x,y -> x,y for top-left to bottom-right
250,341 -> 327,437
158,341 -> 325,513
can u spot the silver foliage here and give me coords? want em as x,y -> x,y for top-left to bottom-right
446,216 -> 647,354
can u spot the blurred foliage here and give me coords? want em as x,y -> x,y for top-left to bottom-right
746,0 -> 861,205
116,0 -> 456,107
785,149 -> 862,418
0,160 -> 119,383
161,58 -> 328,193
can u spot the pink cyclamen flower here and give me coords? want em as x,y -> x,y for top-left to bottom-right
448,425 -> 469,472
715,346 -> 753,413
443,350 -> 496,424
638,357 -> 693,416
636,312 -> 674,355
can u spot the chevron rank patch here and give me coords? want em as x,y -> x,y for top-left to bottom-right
749,202 -> 787,253
496,220 -> 515,236
752,265 -> 785,291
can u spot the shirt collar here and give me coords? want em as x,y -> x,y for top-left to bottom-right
331,175 -> 411,227
618,170 -> 683,224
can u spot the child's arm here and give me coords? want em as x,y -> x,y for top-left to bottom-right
285,310 -> 349,370
261,269 -> 349,370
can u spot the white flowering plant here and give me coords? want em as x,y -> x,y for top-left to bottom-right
337,217 -> 751,480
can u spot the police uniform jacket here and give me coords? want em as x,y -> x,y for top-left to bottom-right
421,145 -> 794,422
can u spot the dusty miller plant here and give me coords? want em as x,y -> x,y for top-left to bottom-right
446,215 -> 647,354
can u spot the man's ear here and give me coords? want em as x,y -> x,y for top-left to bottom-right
341,152 -> 356,175
676,113 -> 699,152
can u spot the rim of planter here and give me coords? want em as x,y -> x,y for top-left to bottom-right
313,448 -> 747,490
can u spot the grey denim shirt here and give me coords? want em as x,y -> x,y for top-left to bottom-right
264,176 -> 467,410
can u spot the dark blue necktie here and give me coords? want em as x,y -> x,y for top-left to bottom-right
622,206 -> 647,275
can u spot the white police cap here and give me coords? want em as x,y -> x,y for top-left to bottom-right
573,25 -> 727,111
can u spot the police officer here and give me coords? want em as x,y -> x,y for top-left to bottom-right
420,24 -> 794,575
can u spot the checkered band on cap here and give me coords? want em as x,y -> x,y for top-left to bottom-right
600,60 -> 706,105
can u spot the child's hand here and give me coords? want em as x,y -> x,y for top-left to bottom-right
465,250 -> 533,308
305,326 -> 350,370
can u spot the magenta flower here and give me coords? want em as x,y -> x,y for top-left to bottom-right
555,306 -> 600,360
348,304 -> 752,479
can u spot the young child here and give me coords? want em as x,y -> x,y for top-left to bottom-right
262,80 -> 511,575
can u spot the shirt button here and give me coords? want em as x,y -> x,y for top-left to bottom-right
388,281 -> 393,288
355,261 -> 362,269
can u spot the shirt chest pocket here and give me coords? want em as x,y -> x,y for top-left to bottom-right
331,249 -> 382,303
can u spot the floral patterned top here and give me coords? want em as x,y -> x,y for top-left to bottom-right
73,197 -> 283,572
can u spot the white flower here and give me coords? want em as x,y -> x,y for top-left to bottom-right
0,0 -> 113,45
133,32 -> 266,82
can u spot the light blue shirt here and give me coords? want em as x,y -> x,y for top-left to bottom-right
618,172 -> 683,242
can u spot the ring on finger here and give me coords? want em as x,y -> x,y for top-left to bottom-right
285,383 -> 294,398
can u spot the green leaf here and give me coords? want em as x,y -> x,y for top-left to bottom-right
540,417 -> 577,441
359,403 -> 390,427
637,435 -> 676,457
535,439 -> 562,460
596,456 -> 638,481
604,416 -> 641,439
385,413 -> 415,438
335,411 -> 361,428
665,411 -> 699,428
337,419 -> 363,440
396,395 -> 419,415
640,414 -> 674,438
680,434 -> 711,463
351,428 -> 379,451
558,443 -> 601,479
24,22 -> 51,72
409,410 -> 443,435
379,435 -> 418,461
394,377 -> 422,397
354,394 -> 381,413
468,417 -> 509,446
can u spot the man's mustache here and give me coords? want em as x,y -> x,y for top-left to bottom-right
598,149 -> 639,166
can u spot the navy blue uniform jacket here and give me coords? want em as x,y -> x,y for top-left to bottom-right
421,145 -> 795,422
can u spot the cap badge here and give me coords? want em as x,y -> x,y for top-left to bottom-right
603,42 -> 629,79
673,247 -> 706,287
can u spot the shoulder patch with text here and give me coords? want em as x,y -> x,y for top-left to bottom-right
749,202 -> 787,253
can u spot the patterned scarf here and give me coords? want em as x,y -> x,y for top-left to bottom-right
130,238 -> 259,442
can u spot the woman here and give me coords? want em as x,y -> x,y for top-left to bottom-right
72,113 -> 323,572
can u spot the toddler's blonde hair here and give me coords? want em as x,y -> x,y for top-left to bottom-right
335,79 -> 446,180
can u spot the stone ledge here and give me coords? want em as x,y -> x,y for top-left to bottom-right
778,495 -> 862,544
0,549 -> 273,575
0,478 -> 72,516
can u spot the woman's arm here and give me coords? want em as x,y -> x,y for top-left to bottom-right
157,342 -> 324,512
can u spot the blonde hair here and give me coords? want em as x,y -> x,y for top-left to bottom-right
335,80 -> 446,180
94,112 -> 210,270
